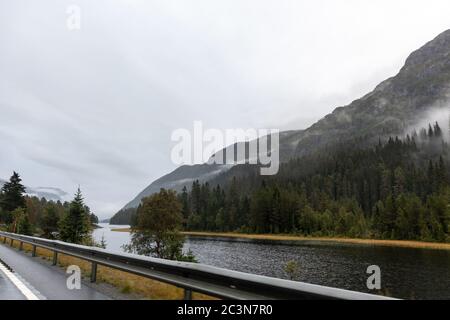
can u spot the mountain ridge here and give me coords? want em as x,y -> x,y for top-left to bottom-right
111,29 -> 450,223
0,178 -> 69,202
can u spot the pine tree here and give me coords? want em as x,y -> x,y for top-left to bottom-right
0,172 -> 26,214
180,186 -> 190,226
434,122 -> 442,138
59,188 -> 91,244
178,126 -> 450,242
428,124 -> 434,138
98,234 -> 107,249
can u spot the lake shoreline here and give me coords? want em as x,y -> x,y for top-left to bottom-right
110,228 -> 450,251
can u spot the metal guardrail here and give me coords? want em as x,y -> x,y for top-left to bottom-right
0,231 -> 396,300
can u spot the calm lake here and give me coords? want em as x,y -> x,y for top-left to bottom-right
93,223 -> 450,300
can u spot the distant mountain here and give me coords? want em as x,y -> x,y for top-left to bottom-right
0,179 -> 69,202
121,164 -> 233,210
111,29 -> 450,224
25,186 -> 69,202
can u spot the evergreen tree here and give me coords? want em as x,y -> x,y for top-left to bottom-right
0,172 -> 26,220
97,234 -> 107,249
172,123 -> 450,242
59,188 -> 91,244
434,122 -> 442,138
428,124 -> 434,138
180,186 -> 190,227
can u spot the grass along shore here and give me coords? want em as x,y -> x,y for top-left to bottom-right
2,240 -> 212,300
111,228 -> 450,251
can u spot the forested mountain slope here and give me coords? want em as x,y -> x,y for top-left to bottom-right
111,29 -> 450,226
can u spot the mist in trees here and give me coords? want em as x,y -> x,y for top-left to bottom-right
2,122 -> 449,246
0,174 -> 100,244
178,123 -> 450,242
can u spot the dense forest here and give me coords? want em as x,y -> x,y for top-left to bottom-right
110,207 -> 136,225
3,123 -> 450,244
163,123 -> 450,242
0,173 -> 99,245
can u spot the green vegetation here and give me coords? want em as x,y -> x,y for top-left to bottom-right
59,188 -> 93,244
284,260 -> 300,281
40,202 -> 61,238
176,123 -> 450,243
0,172 -> 99,245
124,189 -> 196,262
110,207 -> 136,225
11,208 -> 31,235
2,123 -> 449,247
0,178 -> 198,299
7,241 -> 210,300
0,172 -> 26,226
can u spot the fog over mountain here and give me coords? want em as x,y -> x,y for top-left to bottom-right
0,178 -> 69,202
112,29 -> 450,222
2,1 -> 450,219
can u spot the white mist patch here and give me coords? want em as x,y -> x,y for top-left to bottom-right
407,106 -> 450,141
0,179 -> 69,202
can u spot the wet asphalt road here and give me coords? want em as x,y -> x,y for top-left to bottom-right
0,243 -> 110,300
0,265 -> 25,300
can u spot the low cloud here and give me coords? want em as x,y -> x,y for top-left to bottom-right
407,105 -> 450,141
2,1 -> 450,217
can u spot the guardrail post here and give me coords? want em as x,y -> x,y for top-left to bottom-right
184,289 -> 193,300
19,242 -> 23,251
90,262 -> 98,283
0,232 -> 396,300
10,239 -> 14,247
52,251 -> 58,266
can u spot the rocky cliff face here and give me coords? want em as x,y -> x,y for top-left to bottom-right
287,29 -> 450,158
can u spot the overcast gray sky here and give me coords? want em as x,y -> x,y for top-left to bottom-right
1,0 -> 450,218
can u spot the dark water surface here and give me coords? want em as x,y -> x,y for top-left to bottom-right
94,224 -> 450,299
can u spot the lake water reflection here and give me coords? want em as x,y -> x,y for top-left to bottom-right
93,224 -> 450,299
